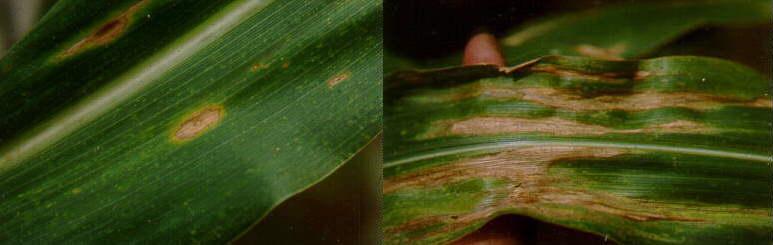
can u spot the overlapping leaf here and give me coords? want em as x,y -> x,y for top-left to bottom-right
383,56 -> 772,244
0,0 -> 382,243
385,0 -> 770,73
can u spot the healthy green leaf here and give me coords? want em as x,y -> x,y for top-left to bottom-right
385,0 -> 771,73
0,0 -> 382,243
501,0 -> 771,64
383,56 -> 772,244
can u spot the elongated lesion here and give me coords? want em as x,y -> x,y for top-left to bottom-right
410,85 -> 771,111
384,146 -> 729,242
385,56 -> 773,244
171,105 -> 225,143
58,0 -> 149,59
419,117 -> 711,139
385,146 -> 625,193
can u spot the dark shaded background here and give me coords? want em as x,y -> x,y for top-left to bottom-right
451,215 -> 616,245
385,0 -> 771,74
235,139 -> 381,244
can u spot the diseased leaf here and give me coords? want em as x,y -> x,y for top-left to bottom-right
384,0 -> 771,73
0,0 -> 382,243
383,56 -> 772,244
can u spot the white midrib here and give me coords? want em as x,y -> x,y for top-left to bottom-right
0,0 -> 273,171
384,140 -> 772,168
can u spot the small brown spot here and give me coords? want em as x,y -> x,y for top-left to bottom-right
327,71 -> 351,88
575,43 -> 626,61
58,0 -> 147,59
172,105 -> 224,142
282,62 -> 290,69
250,63 -> 267,72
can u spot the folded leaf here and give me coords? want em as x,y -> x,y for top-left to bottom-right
384,56 -> 772,244
385,0 -> 771,73
0,0 -> 382,243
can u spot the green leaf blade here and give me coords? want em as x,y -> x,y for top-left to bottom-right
502,0 -> 771,64
384,0 -> 772,73
0,0 -> 382,243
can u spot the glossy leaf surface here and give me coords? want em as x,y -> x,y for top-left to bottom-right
0,0 -> 382,243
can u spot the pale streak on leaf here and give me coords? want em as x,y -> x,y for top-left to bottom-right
575,43 -> 627,60
408,87 -> 772,112
420,117 -> 711,139
385,147 -> 710,242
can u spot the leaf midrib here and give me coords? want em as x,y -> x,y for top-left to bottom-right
384,140 -> 771,168
0,0 -> 274,171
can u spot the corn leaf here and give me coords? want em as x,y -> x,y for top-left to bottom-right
0,0 -> 382,243
383,56 -> 772,244
385,0 -> 770,73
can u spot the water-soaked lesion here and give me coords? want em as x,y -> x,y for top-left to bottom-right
58,0 -> 149,59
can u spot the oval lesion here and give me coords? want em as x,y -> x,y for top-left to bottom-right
172,105 -> 225,143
